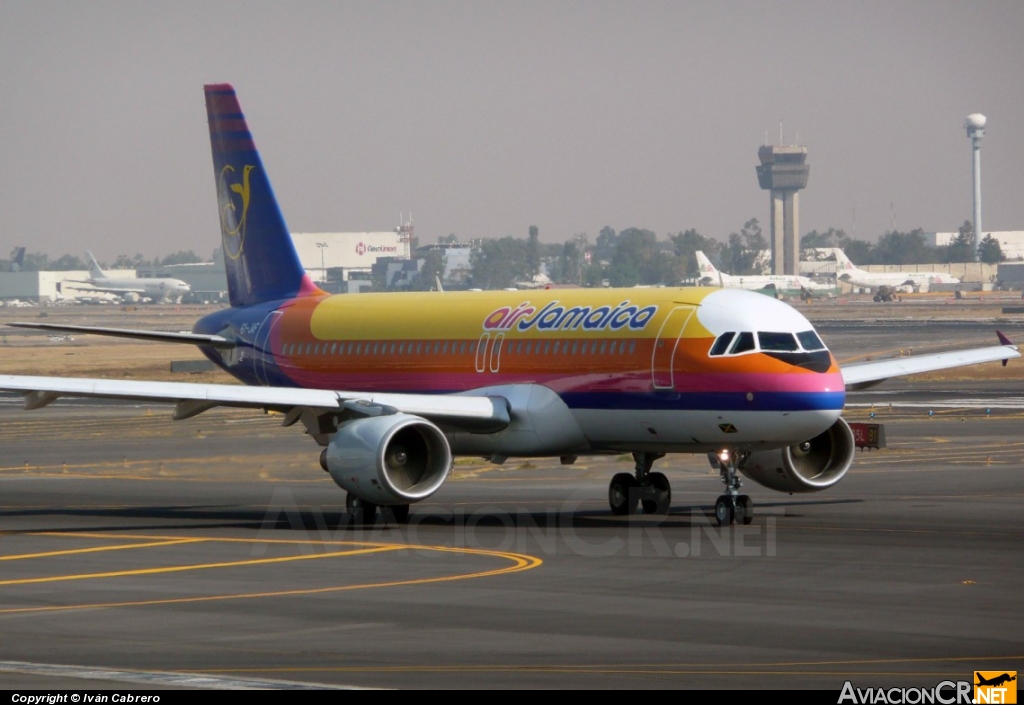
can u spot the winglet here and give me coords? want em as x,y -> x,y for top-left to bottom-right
997,330 -> 1016,366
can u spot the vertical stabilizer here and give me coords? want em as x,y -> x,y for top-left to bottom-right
204,84 -> 323,308
695,250 -> 727,287
695,250 -> 717,277
85,251 -> 107,279
833,249 -> 857,273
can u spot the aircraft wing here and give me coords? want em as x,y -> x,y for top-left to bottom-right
0,375 -> 510,432
841,333 -> 1019,390
7,322 -> 235,348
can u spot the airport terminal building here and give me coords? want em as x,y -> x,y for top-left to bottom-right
1,230 -> 413,303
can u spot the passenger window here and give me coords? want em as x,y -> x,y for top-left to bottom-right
797,330 -> 826,351
330,343 -> 337,354
729,332 -> 756,354
709,332 -> 736,356
468,341 -> 476,355
571,341 -> 578,354
443,341 -> 449,354
758,332 -> 799,352
629,341 -> 636,354
599,341 -> 607,354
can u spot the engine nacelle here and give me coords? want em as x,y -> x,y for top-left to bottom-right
323,413 -> 452,505
739,418 -> 856,493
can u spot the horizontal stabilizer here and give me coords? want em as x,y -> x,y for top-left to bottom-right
6,322 -> 236,348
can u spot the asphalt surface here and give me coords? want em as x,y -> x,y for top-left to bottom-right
0,313 -> 1022,689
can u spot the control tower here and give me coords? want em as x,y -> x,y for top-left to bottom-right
756,145 -> 809,275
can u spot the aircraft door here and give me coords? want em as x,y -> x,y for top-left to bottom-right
253,311 -> 283,386
651,306 -> 695,390
475,333 -> 490,373
489,333 -> 504,373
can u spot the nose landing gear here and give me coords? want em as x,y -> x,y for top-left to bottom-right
712,450 -> 753,526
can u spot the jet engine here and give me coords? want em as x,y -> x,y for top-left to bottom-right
322,414 -> 452,505
739,418 -> 855,493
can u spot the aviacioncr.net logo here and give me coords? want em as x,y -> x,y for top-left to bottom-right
838,680 -> 973,704
975,672 -> 1017,704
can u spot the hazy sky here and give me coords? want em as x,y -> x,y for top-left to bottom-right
2,1 -> 1022,261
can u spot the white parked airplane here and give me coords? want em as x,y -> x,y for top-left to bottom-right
0,84 -> 1018,528
65,252 -> 191,303
696,251 -> 826,293
833,249 -> 960,290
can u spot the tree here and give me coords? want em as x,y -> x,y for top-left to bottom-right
801,227 -> 848,257
526,225 -> 540,278
470,237 -> 531,289
978,234 -> 1005,264
607,228 -> 681,287
722,218 -> 766,274
412,250 -> 447,291
670,228 -> 720,277
593,226 -> 618,262
50,254 -> 86,270
937,222 -> 974,263
874,229 -> 936,265
160,250 -> 203,265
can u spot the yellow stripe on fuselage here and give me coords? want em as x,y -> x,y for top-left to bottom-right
306,288 -> 716,341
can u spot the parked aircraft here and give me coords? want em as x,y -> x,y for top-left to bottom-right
64,252 -> 191,302
0,85 -> 1017,527
695,251 -> 826,293
833,249 -> 960,290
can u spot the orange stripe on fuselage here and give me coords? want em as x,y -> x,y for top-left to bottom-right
266,289 -> 838,387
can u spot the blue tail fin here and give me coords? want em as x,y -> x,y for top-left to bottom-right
204,84 -> 323,307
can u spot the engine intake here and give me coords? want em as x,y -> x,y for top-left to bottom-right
323,414 -> 452,505
739,417 -> 855,493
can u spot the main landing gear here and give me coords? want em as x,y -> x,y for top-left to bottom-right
713,450 -> 753,527
345,493 -> 410,525
608,452 -> 671,516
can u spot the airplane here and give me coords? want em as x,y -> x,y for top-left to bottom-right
833,248 -> 960,290
63,251 -> 192,303
0,83 -> 1019,527
695,250 -> 827,294
975,674 -> 1016,688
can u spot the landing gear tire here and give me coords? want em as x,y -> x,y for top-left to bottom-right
715,495 -> 734,526
346,492 -> 377,525
641,471 -> 672,515
735,495 -> 753,525
387,504 -> 411,524
609,472 -> 639,516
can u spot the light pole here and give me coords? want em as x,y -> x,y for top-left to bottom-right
965,113 -> 986,262
316,241 -> 328,282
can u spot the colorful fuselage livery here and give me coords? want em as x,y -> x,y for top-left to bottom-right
4,84 -> 1016,526
194,286 -> 845,455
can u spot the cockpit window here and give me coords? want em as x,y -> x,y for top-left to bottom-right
729,331 -> 756,354
797,330 -> 826,351
709,332 -> 736,356
758,332 -> 799,352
